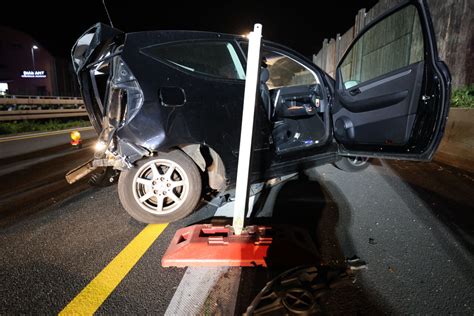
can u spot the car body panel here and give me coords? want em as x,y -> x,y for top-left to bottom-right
72,26 -> 336,187
333,0 -> 451,160
70,0 -> 450,192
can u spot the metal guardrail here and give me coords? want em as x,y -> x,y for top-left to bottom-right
0,96 -> 84,106
0,95 -> 82,102
0,109 -> 88,121
0,96 -> 87,120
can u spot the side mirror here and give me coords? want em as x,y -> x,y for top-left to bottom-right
159,86 -> 186,107
343,80 -> 360,89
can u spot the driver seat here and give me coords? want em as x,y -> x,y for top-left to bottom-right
259,67 -> 272,121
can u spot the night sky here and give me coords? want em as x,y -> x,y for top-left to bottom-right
3,0 -> 377,59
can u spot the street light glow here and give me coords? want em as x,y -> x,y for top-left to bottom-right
31,45 -> 39,77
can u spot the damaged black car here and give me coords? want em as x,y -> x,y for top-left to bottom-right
67,0 -> 450,224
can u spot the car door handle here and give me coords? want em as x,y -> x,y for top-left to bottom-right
349,88 -> 361,96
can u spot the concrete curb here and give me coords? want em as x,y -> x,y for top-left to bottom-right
434,108 -> 474,173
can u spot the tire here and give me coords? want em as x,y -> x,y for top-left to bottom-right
334,156 -> 370,172
118,150 -> 202,223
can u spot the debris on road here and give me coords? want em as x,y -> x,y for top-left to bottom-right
245,265 -> 357,315
346,256 -> 368,271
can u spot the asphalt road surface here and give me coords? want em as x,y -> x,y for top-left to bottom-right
0,159 -> 473,314
0,126 -> 96,159
0,139 -> 95,225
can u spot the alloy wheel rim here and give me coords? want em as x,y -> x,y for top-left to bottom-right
132,159 -> 189,215
347,156 -> 369,167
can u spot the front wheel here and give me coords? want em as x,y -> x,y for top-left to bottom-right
334,156 -> 370,172
118,150 -> 202,223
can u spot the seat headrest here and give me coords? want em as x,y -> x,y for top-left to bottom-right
260,68 -> 269,83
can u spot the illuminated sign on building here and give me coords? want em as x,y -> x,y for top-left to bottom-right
21,70 -> 47,78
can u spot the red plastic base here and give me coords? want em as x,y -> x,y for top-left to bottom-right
70,139 -> 81,146
162,224 -> 320,267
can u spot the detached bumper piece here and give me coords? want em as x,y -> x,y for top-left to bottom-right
65,159 -> 97,184
162,224 -> 319,267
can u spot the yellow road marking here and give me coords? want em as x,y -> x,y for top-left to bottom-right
59,223 -> 168,315
0,127 -> 94,143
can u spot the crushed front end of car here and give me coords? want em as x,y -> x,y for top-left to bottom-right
66,23 -> 150,184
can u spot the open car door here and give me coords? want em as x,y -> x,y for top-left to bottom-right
332,0 -> 451,160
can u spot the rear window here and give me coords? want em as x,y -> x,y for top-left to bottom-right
142,41 -> 245,80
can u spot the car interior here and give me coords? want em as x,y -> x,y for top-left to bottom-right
258,49 -> 328,155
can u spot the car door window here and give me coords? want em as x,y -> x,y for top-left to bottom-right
142,41 -> 246,80
261,49 -> 319,89
340,5 -> 424,88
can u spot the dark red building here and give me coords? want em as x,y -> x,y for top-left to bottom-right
0,26 -> 78,96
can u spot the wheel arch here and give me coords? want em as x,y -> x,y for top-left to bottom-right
177,144 -> 227,192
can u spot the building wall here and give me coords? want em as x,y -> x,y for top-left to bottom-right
55,57 -> 81,97
0,26 -> 79,96
313,0 -> 473,88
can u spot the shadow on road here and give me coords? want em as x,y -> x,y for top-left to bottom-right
233,172 -> 389,315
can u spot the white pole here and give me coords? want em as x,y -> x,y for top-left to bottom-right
232,24 -> 262,236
